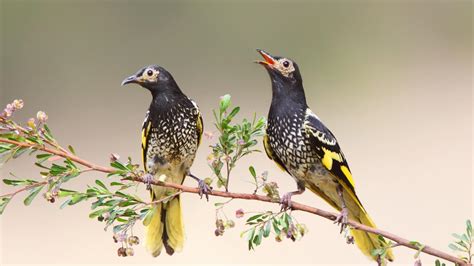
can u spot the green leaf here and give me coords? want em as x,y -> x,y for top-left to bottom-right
89,208 -> 111,219
67,145 -> 76,155
110,161 -> 128,171
0,196 -> 12,215
466,219 -> 472,237
23,185 -> 44,206
3,178 -> 35,186
219,94 -> 231,113
43,124 -> 54,140
263,221 -> 271,238
60,199 -> 72,209
246,227 -> 256,250
57,188 -> 78,198
110,182 -> 124,186
95,180 -> 108,191
448,243 -> 465,252
253,227 -> 263,246
227,107 -> 240,120
246,214 -> 263,223
249,166 -> 256,178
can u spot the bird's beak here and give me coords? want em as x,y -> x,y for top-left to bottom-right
255,49 -> 276,67
121,74 -> 139,86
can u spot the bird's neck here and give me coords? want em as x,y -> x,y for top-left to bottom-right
269,81 -> 308,118
149,85 -> 186,115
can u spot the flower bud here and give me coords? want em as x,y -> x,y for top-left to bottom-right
36,111 -> 48,123
125,247 -> 134,256
235,208 -> 244,218
12,99 -> 24,110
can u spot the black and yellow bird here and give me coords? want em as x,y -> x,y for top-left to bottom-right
122,65 -> 207,256
255,50 -> 394,262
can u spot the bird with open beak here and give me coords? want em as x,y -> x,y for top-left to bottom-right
255,49 -> 394,263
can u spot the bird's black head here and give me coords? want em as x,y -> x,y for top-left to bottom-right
255,49 -> 306,108
121,65 -> 182,96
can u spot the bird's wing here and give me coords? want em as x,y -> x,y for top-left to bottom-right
141,111 -> 152,172
190,99 -> 204,147
303,108 -> 358,197
263,133 -> 290,173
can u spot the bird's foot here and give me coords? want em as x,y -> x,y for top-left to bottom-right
197,179 -> 212,201
334,207 -> 349,233
188,173 -> 212,201
143,173 -> 154,191
280,192 -> 294,211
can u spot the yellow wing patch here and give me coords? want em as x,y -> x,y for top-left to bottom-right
321,147 -> 343,170
142,121 -> 152,172
196,113 -> 203,147
340,165 -> 356,191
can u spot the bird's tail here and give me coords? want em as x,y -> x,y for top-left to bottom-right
350,207 -> 394,262
144,195 -> 184,256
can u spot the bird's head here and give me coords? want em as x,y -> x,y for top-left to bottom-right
121,65 -> 181,95
255,49 -> 302,87
255,49 -> 306,106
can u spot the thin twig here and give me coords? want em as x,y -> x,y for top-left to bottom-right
0,138 -> 469,265
0,181 -> 47,198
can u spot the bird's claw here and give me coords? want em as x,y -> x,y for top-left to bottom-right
143,173 -> 154,191
280,192 -> 294,211
197,179 -> 212,201
334,207 -> 349,233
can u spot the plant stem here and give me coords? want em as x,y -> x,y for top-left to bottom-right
0,138 -> 469,265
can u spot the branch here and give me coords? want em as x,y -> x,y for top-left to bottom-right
0,138 -> 468,265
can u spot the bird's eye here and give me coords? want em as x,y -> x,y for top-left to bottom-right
282,61 -> 290,68
146,70 -> 154,76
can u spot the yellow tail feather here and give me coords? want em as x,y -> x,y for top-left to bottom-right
350,210 -> 394,262
145,196 -> 184,256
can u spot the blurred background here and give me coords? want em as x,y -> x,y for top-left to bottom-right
0,0 -> 472,265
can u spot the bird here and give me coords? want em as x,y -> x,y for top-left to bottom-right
255,49 -> 394,262
122,65 -> 209,256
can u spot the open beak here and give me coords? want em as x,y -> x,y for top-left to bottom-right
255,49 -> 276,67
121,74 -> 139,86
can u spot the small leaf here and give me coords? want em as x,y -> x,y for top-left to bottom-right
448,243 -> 464,252
110,182 -> 124,186
246,214 -> 263,223
67,145 -> 76,155
227,107 -> 240,120
95,180 -> 108,191
249,166 -> 256,178
57,188 -> 78,197
23,185 -> 44,206
0,196 -> 12,215
263,221 -> 271,238
59,199 -> 72,209
219,94 -> 231,113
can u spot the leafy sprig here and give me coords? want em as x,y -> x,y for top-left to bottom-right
449,219 -> 473,263
208,94 -> 266,191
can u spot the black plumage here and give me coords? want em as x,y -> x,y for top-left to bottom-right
256,49 -> 394,262
122,65 -> 203,256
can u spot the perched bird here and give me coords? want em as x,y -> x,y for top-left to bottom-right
122,65 -> 208,256
255,49 -> 394,262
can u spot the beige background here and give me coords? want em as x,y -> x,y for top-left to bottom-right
0,0 -> 472,265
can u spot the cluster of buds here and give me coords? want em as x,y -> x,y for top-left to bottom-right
43,190 -> 58,203
114,233 -> 139,257
275,222 -> 308,243
262,181 -> 280,201
117,247 -> 134,257
36,111 -> 48,123
97,212 -> 110,222
214,218 -> 235,236
1,99 -> 24,118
